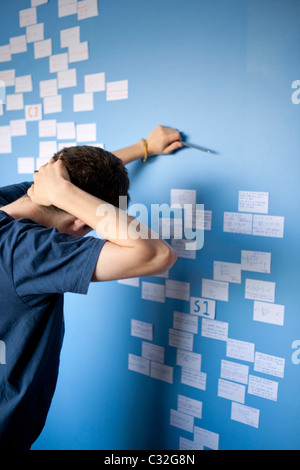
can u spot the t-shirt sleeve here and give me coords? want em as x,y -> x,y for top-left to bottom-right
0,182 -> 32,206
12,219 -> 106,298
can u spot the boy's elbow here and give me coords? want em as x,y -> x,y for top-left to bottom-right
149,241 -> 177,274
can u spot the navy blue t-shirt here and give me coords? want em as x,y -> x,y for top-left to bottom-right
0,183 -> 105,449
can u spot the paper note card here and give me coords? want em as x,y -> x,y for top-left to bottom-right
38,119 -> 56,137
201,318 -> 228,341
76,123 -> 96,142
106,80 -> 128,101
150,361 -> 173,384
39,141 -> 57,158
171,188 -> 196,209
15,75 -> 32,93
176,349 -> 201,371
253,301 -> 284,326
58,0 -> 78,17
252,215 -> 284,238
78,0 -> 99,20
43,95 -> 62,114
166,279 -> 190,301
128,354 -> 149,376
254,352 -> 285,378
0,127 -> 12,154
223,212 -> 253,235
49,53 -> 68,73
34,38 -> 52,59
10,35 -> 27,55
173,311 -> 198,334
194,427 -> 219,450
6,94 -> 24,111
118,277 -> 139,287
57,68 -> 77,89
40,78 -> 58,98
0,45 -> 11,63
213,261 -> 241,284
169,328 -> 193,351
84,72 -> 105,92
190,296 -> 215,319
181,368 -> 206,391
25,104 -> 42,121
60,26 -> 80,48
19,7 -> 37,28
10,119 -> 27,136
238,191 -> 269,214
73,92 -> 93,112
142,341 -> 164,364
18,157 -> 34,174
248,375 -> 278,401
177,394 -> 203,419
226,338 -> 255,362
0,69 -> 15,87
69,41 -> 89,63
170,409 -> 194,433
241,250 -> 271,274
26,23 -> 44,43
202,278 -> 229,301
57,122 -> 76,140
141,281 -> 165,303
245,278 -> 275,303
231,402 -> 260,428
218,378 -> 245,404
220,359 -> 249,385
131,319 -> 153,341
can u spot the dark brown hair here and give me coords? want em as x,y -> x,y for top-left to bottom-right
49,145 -> 130,212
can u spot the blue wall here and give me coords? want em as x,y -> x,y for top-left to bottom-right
1,0 -> 300,450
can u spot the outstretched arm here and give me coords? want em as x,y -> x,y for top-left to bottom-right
113,125 -> 183,165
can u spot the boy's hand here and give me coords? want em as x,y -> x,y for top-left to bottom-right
146,125 -> 183,156
27,158 -> 71,207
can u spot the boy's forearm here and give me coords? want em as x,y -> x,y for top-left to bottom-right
113,140 -> 145,165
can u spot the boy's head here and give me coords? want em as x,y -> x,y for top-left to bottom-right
49,145 -> 130,212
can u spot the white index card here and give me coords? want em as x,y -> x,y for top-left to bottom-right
15,75 -> 32,93
201,318 -> 228,341
245,278 -> 275,303
141,281 -> 165,303
6,94 -> 24,111
169,329 -> 193,351
49,53 -> 68,73
9,36 -> 27,55
20,7 -> 37,28
241,250 -> 271,274
194,427 -> 219,450
202,278 -> 229,301
40,79 -> 58,98
118,277 -> 139,287
131,319 -> 153,341
220,359 -> 249,384
84,72 -> 105,93
142,342 -> 164,364
171,188 -> 196,209
223,212 -> 253,234
253,301 -> 284,326
0,45 -> 12,63
180,437 -> 204,451
181,368 -> 206,390
238,191 -> 269,214
43,95 -> 62,114
34,38 -> 52,59
73,92 -> 93,112
189,296 -> 216,319
38,119 -> 56,138
254,352 -> 285,378
0,69 -> 15,87
231,402 -> 260,428
76,123 -> 97,142
26,23 -> 44,43
58,0 -> 78,17
68,41 -> 89,63
213,261 -> 241,284
217,378 -> 246,404
106,80 -> 128,101
177,394 -> 203,419
128,354 -> 149,376
78,0 -> 99,20
170,409 -> 194,433
31,0 -> 48,7
36,157 -> 49,170
25,104 -> 42,121
166,279 -> 190,301
252,214 -> 284,238
57,68 -> 77,89
173,311 -> 198,334
150,361 -> 173,384
10,119 -> 27,136
248,375 -> 278,401
39,141 -> 57,158
226,338 -> 255,362
57,122 -> 76,140
60,26 -> 80,48
0,127 -> 12,153
176,349 -> 201,371
18,157 -> 34,174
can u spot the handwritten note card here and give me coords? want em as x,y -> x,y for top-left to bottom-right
202,278 -> 229,301
252,215 -> 284,238
241,250 -> 271,274
141,281 -> 165,303
238,191 -> 269,213
231,402 -> 260,428
245,279 -> 275,303
223,212 -> 253,235
213,261 -> 241,284
253,301 -> 284,326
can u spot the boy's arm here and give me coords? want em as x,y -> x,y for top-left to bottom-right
27,160 -> 177,281
112,125 -> 183,165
